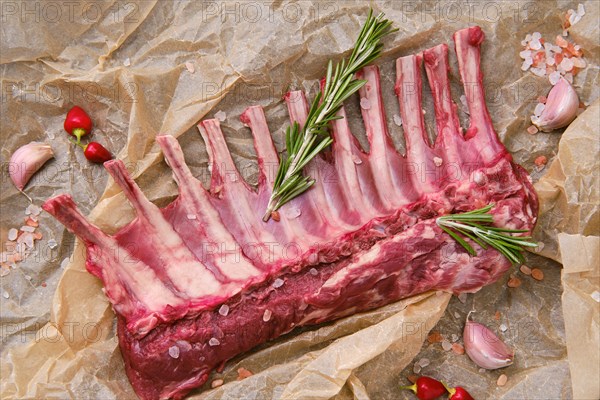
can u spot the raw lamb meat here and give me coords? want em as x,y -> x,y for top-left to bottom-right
43,26 -> 538,400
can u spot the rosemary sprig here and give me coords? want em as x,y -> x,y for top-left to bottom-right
436,204 -> 538,265
262,9 -> 397,221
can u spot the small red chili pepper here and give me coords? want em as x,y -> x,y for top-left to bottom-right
400,376 -> 448,400
64,106 -> 93,143
83,142 -> 113,163
442,382 -> 474,400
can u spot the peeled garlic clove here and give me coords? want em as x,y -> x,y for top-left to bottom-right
531,77 -> 579,132
9,142 -> 54,190
463,317 -> 514,370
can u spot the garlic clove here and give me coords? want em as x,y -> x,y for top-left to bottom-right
9,142 -> 54,191
463,317 -> 514,370
531,77 -> 579,132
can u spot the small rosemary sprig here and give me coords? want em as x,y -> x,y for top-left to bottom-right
436,204 -> 538,265
262,9 -> 397,221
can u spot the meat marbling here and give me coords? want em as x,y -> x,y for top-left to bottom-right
42,27 -> 538,400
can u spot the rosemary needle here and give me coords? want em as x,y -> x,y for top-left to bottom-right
436,204 -> 538,265
262,9 -> 397,221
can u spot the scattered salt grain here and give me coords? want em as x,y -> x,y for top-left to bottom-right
572,57 -> 586,68
7,228 -> 17,241
360,98 -> 371,110
351,154 -> 363,165
457,293 -> 468,304
168,345 -> 180,359
577,3 -> 585,16
442,340 -> 453,351
532,32 -> 541,40
534,242 -> 545,253
560,57 -> 574,72
309,268 -> 318,276
393,114 -> 403,126
262,309 -> 272,322
185,62 -> 195,74
419,358 -> 431,368
26,204 -> 41,216
549,71 -> 562,85
497,374 -> 508,387
123,58 -> 131,67
285,207 -> 301,219
451,334 -> 459,343
47,131 -> 55,140
215,110 -> 226,122
530,67 -> 546,77
521,59 -> 533,71
24,274 -> 32,281
186,214 -> 197,220
218,304 -> 229,316
591,291 -> 600,303
519,50 -> 532,59
520,265 -> 532,275
20,226 -> 35,233
272,278 -> 284,288
533,103 -> 546,117
413,363 -> 422,374
499,324 -> 508,332
433,157 -> 443,167
2,291 -> 9,299
529,39 -> 542,51
209,337 -> 221,346
211,379 -> 224,388
454,312 -> 461,319
48,239 -> 58,249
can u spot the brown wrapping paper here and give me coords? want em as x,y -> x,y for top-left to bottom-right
1,1 -> 598,399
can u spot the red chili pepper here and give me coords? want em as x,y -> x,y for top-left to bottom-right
83,142 -> 113,163
400,376 -> 448,400
64,106 -> 93,143
443,382 -> 474,400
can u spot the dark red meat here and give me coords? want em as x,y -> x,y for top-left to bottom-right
42,27 -> 538,400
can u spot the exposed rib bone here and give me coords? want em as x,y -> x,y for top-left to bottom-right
42,195 -> 185,336
105,160 -> 223,299
423,44 -> 465,178
395,54 -> 439,192
156,135 -> 262,283
454,26 -> 506,163
358,65 -> 418,207
240,106 -> 279,189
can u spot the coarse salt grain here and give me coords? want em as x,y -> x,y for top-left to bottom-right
451,334 -> 459,342
530,67 -> 546,77
351,154 -> 363,165
272,278 -> 284,288
360,98 -> 371,110
454,312 -> 461,319
572,57 -> 586,68
211,379 -> 224,388
2,291 -> 9,299
499,324 -> 508,332
285,207 -> 301,219
560,57 -> 574,72
309,268 -> 318,276
519,50 -> 532,59
534,103 -> 546,117
442,341 -> 453,351
497,374 -> 508,386
263,309 -> 272,322
185,62 -> 195,73
433,157 -> 443,167
8,229 -> 18,241
549,71 -> 561,85
209,337 -> 220,346
48,239 -> 58,249
124,58 -> 131,66
20,226 -> 35,233
214,110 -> 226,122
218,304 -> 229,316
168,345 -> 180,358
393,114 -> 403,126
591,291 -> 600,303
521,59 -> 533,71
413,363 -> 422,374
419,358 -> 430,368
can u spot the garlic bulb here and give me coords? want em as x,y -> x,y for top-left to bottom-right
531,77 -> 579,132
9,142 -> 54,190
463,315 -> 514,370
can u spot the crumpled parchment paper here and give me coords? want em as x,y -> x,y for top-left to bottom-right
1,1 -> 599,399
